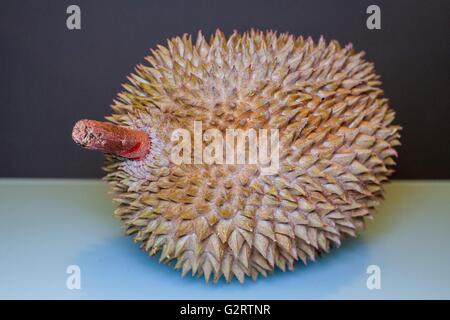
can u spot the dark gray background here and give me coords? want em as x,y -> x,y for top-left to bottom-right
0,0 -> 448,178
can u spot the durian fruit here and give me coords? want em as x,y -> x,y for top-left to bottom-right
72,30 -> 401,283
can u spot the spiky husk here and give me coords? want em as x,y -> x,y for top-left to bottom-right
103,30 -> 400,283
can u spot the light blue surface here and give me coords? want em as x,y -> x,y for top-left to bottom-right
0,179 -> 449,299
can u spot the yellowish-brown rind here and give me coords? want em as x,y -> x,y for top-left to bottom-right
102,30 -> 401,283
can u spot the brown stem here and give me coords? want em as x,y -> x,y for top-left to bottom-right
72,119 -> 151,160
